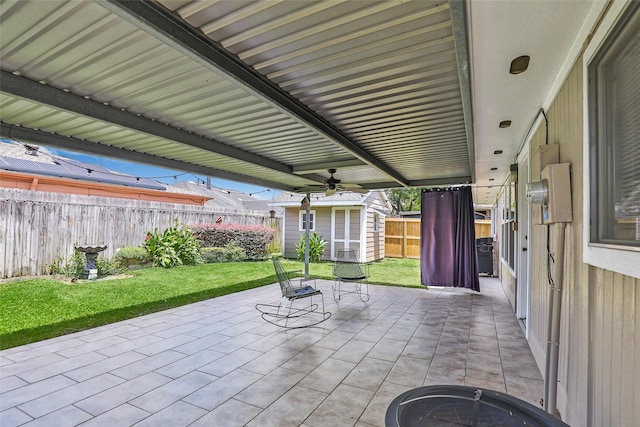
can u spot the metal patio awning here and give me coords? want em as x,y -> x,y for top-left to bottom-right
0,0 -> 474,193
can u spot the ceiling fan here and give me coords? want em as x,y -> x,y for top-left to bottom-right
301,169 -> 368,196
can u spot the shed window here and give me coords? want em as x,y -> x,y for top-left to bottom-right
373,213 -> 380,232
589,2 -> 640,246
299,210 -> 316,232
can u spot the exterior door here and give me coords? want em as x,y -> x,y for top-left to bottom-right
331,208 -> 362,260
516,156 -> 530,336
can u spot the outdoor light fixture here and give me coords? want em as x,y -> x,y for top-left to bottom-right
510,55 -> 530,74
499,120 -> 512,128
510,164 -> 518,182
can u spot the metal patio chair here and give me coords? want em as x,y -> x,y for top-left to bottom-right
255,256 -> 331,329
332,249 -> 370,302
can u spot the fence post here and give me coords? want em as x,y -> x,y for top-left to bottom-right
402,220 -> 407,258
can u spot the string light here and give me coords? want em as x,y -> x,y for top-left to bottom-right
5,139 -> 276,198
36,150 -> 195,180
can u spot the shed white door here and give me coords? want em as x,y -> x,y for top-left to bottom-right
331,208 -> 363,260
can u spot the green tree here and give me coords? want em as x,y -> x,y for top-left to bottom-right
385,188 -> 422,214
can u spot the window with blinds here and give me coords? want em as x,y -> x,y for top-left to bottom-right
589,2 -> 640,246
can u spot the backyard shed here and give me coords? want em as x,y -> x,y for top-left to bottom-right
273,190 -> 390,262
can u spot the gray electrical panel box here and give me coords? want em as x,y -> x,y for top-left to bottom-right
540,163 -> 572,224
531,144 -> 560,225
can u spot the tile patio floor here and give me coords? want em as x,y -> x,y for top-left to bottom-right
0,277 -> 544,427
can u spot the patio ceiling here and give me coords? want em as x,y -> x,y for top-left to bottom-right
0,0 -> 597,206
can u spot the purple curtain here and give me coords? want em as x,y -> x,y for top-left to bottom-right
420,186 -> 480,291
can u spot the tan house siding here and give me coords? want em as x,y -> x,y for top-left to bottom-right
283,208 -> 298,258
528,56 -> 587,425
590,269 -> 640,427
364,191 -> 387,262
315,208 -> 332,259
365,210 -> 385,262
523,51 -> 639,426
499,266 -> 517,312
283,206 -> 332,260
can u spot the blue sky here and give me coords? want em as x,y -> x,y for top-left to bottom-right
1,139 -> 276,199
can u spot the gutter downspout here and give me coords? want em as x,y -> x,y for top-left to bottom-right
544,222 -> 566,415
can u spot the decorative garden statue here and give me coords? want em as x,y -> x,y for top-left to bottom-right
75,244 -> 107,280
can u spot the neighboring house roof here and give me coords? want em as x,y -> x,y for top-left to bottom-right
171,180 -> 276,213
0,141 -> 210,205
0,141 -> 164,191
273,190 -> 391,214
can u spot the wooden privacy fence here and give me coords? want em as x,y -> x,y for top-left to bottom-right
475,219 -> 492,238
384,217 -> 493,259
385,218 -> 421,259
0,189 -> 282,278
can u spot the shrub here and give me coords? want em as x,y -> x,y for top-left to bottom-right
48,250 -> 124,278
145,220 -> 203,268
114,246 -> 150,270
201,242 -> 247,263
192,223 -> 274,260
114,246 -> 150,263
296,232 -> 326,263
96,258 -> 127,277
48,249 -> 85,278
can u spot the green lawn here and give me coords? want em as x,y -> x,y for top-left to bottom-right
0,258 -> 421,349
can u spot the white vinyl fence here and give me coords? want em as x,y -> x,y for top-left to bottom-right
0,189 -> 281,278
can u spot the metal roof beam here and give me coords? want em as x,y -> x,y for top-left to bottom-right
450,0 -> 476,182
101,0 -> 410,187
0,71 -> 304,180
292,159 -> 366,174
362,176 -> 472,190
0,123 -> 298,192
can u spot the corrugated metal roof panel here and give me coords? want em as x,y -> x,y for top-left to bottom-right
0,1 -> 354,178
1,0 -> 472,191
164,0 -> 470,183
0,93 -> 317,189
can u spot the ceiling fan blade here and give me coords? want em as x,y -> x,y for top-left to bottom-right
350,187 -> 369,194
294,185 -> 327,194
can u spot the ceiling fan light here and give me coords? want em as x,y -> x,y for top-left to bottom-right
325,188 -> 337,196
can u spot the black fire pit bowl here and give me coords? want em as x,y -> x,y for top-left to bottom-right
386,385 -> 569,427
